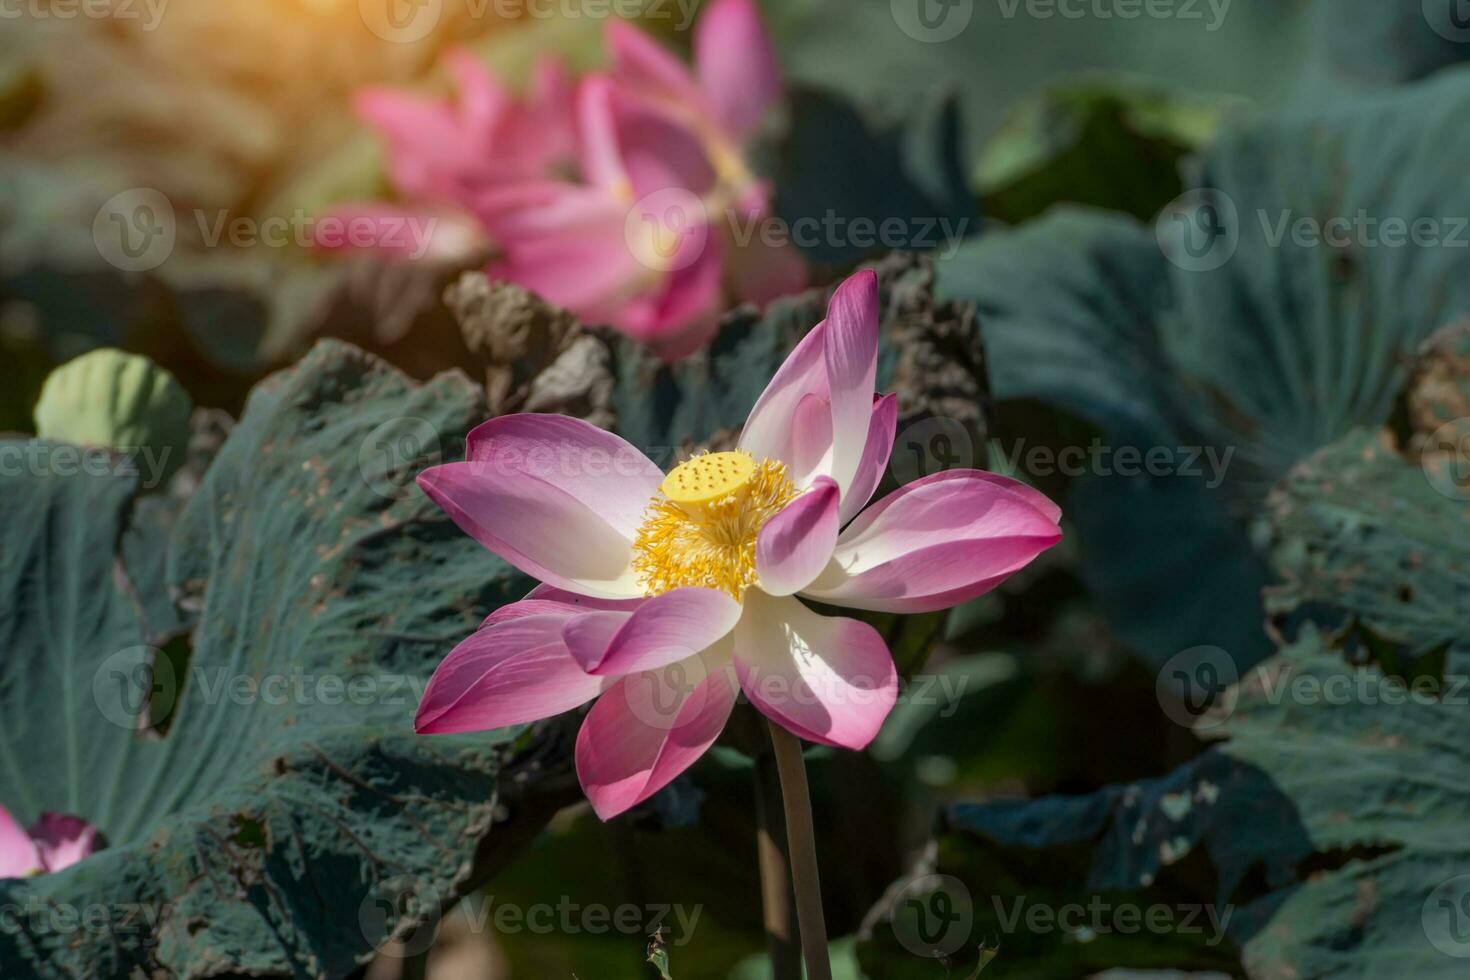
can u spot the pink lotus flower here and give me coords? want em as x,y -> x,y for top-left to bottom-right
327,0 -> 806,359
0,806 -> 99,879
477,0 -> 806,357
414,271 -> 1062,820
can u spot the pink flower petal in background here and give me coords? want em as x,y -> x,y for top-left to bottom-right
604,20 -> 701,111
0,805 -> 99,878
695,0 -> 784,142
0,806 -> 42,879
29,814 -> 99,874
357,49 -> 576,202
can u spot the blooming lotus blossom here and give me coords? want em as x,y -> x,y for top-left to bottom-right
0,806 -> 99,879
414,270 -> 1062,819
326,0 -> 806,359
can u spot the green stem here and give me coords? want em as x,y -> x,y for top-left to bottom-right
767,720 -> 833,980
755,750 -> 801,980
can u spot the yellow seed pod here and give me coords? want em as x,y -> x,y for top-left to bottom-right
660,451 -> 757,505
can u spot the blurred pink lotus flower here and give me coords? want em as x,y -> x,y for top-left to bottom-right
0,806 -> 99,879
323,0 -> 807,360
413,271 -> 1062,819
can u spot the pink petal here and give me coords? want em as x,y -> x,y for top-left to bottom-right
738,320 -> 829,468
786,393 -> 833,484
526,583 -> 646,612
840,394 -> 898,525
417,461 -> 642,599
733,592 -> 897,750
695,0 -> 783,142
604,20 -> 700,108
576,75 -> 631,192
29,814 -> 98,873
823,270 -> 880,498
756,477 -> 840,596
0,805 -> 42,879
415,605 -> 610,734
738,271 -> 879,498
478,180 -> 660,327
576,643 -> 739,820
444,49 -> 511,136
465,415 -> 663,539
616,227 -> 726,349
562,587 -> 744,676
802,471 -> 1063,613
614,94 -> 719,198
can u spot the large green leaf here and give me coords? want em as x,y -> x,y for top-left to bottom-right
1266,429 -> 1470,655
0,341 -> 542,977
1301,0 -> 1470,95
865,415 -> 1470,978
870,622 -> 1470,979
977,74 -> 1246,224
938,67 -> 1470,669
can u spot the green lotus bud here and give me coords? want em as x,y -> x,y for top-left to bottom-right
33,349 -> 192,485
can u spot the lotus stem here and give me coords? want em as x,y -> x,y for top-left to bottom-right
755,749 -> 801,980
766,719 -> 833,980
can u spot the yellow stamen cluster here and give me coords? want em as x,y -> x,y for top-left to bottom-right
633,451 -> 800,600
